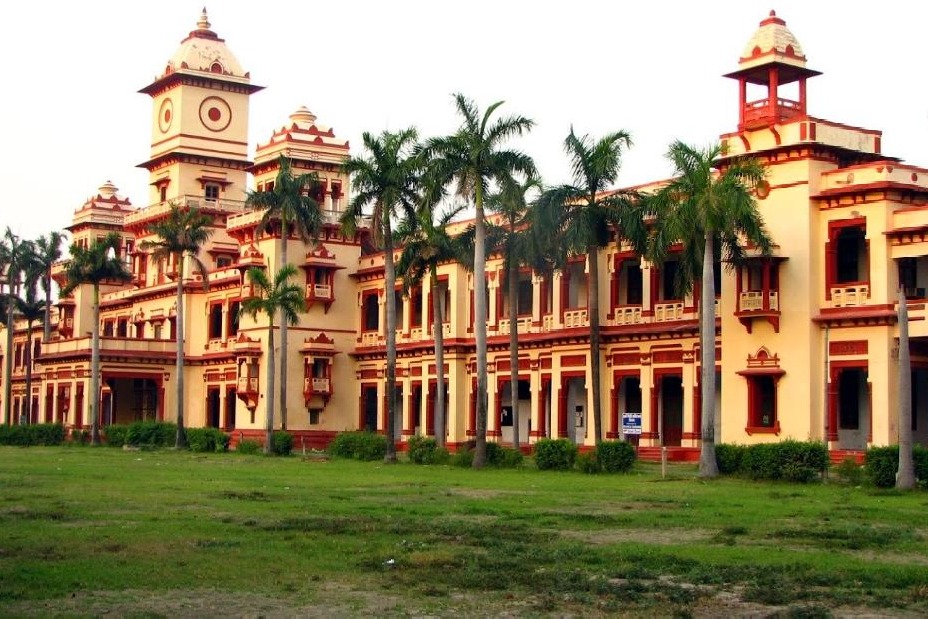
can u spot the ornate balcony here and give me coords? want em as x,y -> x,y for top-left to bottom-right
563,308 -> 589,328
654,302 -> 684,322
830,284 -> 869,307
612,306 -> 643,326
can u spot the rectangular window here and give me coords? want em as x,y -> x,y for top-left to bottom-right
205,183 -> 221,201
750,375 -> 777,428
153,323 -> 163,340
517,278 -> 533,315
208,303 -> 223,340
309,409 -> 322,425
102,321 -> 114,337
363,293 -> 379,331
116,318 -> 128,338
228,301 -> 241,337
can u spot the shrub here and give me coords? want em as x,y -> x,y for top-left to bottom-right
715,444 -> 746,475
236,439 -> 262,455
915,446 -> 928,489
452,446 -> 475,468
104,425 -> 129,448
534,439 -> 578,471
577,452 -> 601,474
741,441 -> 828,482
597,441 -> 636,473
327,431 -> 388,461
271,431 -> 293,456
0,424 -> 66,446
125,421 -> 176,448
70,429 -> 89,445
834,457 -> 864,486
492,446 -> 524,469
407,436 -> 450,465
187,428 -> 230,453
865,446 -> 899,488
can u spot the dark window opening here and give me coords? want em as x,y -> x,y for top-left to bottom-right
116,318 -> 128,338
750,375 -> 777,428
228,301 -> 241,337
363,293 -> 379,331
662,261 -> 681,300
205,183 -> 221,201
517,278 -> 533,315
208,304 -> 223,339
309,409 -> 322,425
836,227 -> 866,284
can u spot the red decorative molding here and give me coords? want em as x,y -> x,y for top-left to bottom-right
829,340 -> 868,356
561,354 -> 587,367
652,350 -> 683,364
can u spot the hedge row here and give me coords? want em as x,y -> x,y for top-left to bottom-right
864,446 -> 928,488
407,436 -> 451,465
535,439 -> 636,474
328,431 -> 389,461
104,422 -> 177,448
0,423 -> 66,446
451,441 -> 524,468
715,441 -> 829,483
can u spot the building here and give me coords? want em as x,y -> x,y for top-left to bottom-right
1,10 -> 926,458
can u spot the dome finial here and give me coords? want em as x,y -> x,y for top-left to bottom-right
197,7 -> 210,30
769,9 -> 776,17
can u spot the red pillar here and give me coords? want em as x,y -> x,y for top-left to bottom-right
827,370 -> 839,442
738,78 -> 747,127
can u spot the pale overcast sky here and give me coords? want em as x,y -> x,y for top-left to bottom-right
0,1 -> 924,242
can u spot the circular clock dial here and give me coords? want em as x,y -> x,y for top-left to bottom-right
158,98 -> 174,133
199,96 -> 232,132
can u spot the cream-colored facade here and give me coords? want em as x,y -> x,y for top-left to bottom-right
2,11 -> 926,457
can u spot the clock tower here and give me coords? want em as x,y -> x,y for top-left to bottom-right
138,8 -> 262,205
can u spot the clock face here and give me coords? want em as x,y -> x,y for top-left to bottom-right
158,98 -> 174,133
199,96 -> 232,132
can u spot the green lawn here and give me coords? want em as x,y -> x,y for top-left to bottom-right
1,447 -> 926,617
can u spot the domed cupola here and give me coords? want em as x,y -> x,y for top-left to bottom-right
724,11 -> 821,131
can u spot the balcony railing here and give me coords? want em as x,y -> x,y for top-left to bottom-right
743,98 -> 802,126
41,336 -> 175,357
360,331 -> 381,347
612,306 -> 643,325
237,377 -> 258,393
430,322 -> 452,338
738,291 -> 779,312
497,316 -> 533,335
654,302 -> 684,322
304,377 -> 331,394
563,308 -> 589,328
831,285 -> 869,307
124,195 -> 247,226
542,314 -> 554,331
306,283 -> 333,300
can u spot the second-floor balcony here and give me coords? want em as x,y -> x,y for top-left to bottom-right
40,336 -> 175,361
563,308 -> 589,328
304,377 -> 331,397
497,316 -> 533,335
612,306 -> 643,326
739,291 -> 779,312
306,283 -> 333,301
831,284 -> 869,308
654,302 -> 684,322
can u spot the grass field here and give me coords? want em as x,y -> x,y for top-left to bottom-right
1,447 -> 927,617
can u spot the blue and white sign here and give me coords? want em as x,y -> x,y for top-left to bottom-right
621,412 -> 642,436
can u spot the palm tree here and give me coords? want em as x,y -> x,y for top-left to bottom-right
341,129 -> 421,463
396,192 -> 466,448
139,205 -> 213,449
648,141 -> 772,477
896,278 -> 915,489
538,129 -> 646,446
486,174 -> 545,452
62,232 -> 133,445
246,156 -> 323,431
16,268 -> 45,424
423,94 -> 535,468
33,231 -> 64,343
1,228 -> 33,425
241,265 -> 306,454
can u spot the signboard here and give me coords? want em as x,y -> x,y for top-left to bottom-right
621,411 -> 642,436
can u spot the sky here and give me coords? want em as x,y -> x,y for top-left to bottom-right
0,1 -> 925,242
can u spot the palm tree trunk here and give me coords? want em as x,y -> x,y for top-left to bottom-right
24,320 -> 33,424
265,323 -> 275,455
897,285 -> 915,489
473,187 -> 489,468
3,276 -> 14,425
698,233 -> 719,477
508,255 -> 520,452
279,215 -> 289,431
588,246 -> 603,446
175,253 -> 187,449
43,271 -> 52,343
90,284 -> 101,446
383,215 -> 398,463
431,267 -> 445,448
